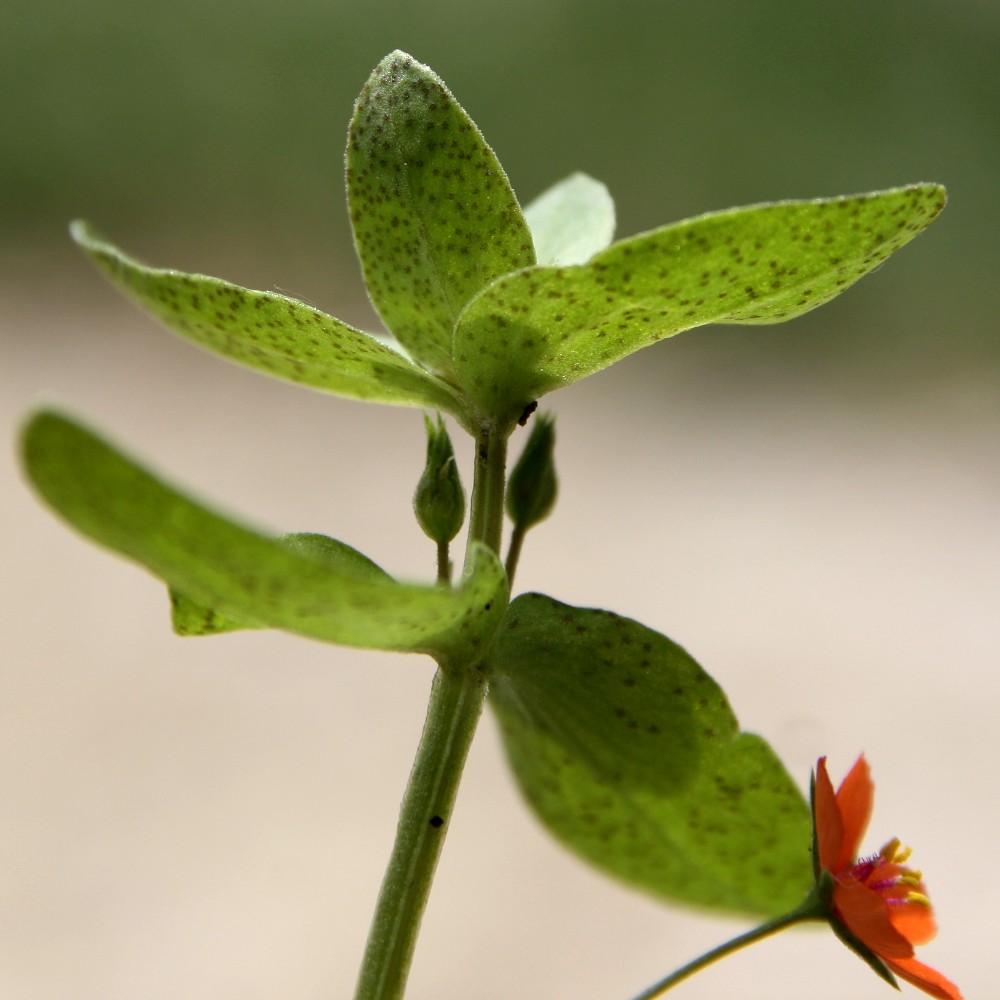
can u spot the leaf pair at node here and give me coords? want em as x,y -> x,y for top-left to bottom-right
71,50 -> 944,432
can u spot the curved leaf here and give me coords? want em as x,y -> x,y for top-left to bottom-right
524,172 -> 616,266
21,411 -> 507,661
170,532 -> 391,636
488,594 -> 812,916
455,184 -> 946,420
169,588 -> 252,637
347,50 -> 535,377
71,222 -> 470,427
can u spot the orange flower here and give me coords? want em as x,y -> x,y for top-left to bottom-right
813,755 -> 961,1000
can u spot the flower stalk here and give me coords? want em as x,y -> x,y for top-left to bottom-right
632,754 -> 963,1000
629,878 -> 832,1000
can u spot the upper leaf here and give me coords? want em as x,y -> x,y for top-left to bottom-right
523,172 -> 616,266
488,594 -> 812,916
71,222 -> 470,428
454,184 -> 947,422
21,410 -> 507,662
346,51 -> 536,378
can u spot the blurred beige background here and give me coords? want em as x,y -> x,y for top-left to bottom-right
3,1 -> 997,997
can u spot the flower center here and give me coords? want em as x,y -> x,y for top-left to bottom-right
848,837 -> 931,907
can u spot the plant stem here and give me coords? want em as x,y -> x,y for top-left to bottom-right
353,417 -> 509,1000
628,894 -> 827,1000
435,540 -> 450,586
504,524 -> 526,586
353,664 -> 488,1000
465,421 -> 507,562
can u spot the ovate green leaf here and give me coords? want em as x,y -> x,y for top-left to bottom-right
71,222 -> 470,428
488,594 -> 812,916
455,184 -> 946,421
169,532 -> 391,636
169,589 -> 251,636
22,411 -> 507,661
347,50 -> 535,378
524,173 -> 616,266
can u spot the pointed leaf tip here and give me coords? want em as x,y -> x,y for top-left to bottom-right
455,183 -> 947,420
70,221 -> 470,426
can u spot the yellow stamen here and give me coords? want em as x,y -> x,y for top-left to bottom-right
899,873 -> 924,887
880,837 -> 900,859
906,891 -> 931,907
879,837 -> 912,864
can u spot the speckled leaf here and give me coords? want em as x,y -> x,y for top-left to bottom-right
487,594 -> 812,915
71,222 -> 469,427
169,588 -> 250,636
346,51 -> 535,378
455,184 -> 946,422
524,173 -> 616,266
169,532 -> 391,636
22,411 -> 507,661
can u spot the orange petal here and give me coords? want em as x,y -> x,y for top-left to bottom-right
884,955 -> 963,1000
835,754 -> 874,869
814,757 -> 843,873
834,879 -> 914,959
890,898 -> 938,947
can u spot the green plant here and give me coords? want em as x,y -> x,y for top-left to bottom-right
20,51 -> 957,999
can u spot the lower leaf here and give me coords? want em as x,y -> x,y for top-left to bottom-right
170,532 -> 392,636
21,410 -> 507,662
487,594 -> 812,915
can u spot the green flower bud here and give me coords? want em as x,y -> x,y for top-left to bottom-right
506,412 -> 557,530
413,414 -> 465,544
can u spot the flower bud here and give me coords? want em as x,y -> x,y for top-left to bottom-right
506,412 -> 557,530
413,414 -> 465,544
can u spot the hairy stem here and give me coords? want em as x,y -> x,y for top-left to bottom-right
353,418 -> 509,1000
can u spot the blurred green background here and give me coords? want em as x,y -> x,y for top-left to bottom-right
4,0 -> 998,382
